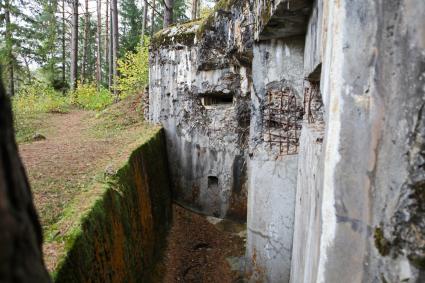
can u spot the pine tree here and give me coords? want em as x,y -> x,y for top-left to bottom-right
120,0 -> 142,53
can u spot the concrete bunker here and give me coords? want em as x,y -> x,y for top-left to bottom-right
147,0 -> 425,282
27,0 -> 423,282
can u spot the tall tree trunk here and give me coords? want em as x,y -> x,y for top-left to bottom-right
191,0 -> 198,20
70,0 -> 79,91
111,0 -> 119,97
4,0 -> 14,96
104,0 -> 110,87
141,0 -> 148,46
96,0 -> 102,89
0,77 -> 51,282
150,0 -> 156,36
163,0 -> 174,28
108,0 -> 113,90
81,0 -> 90,84
62,0 -> 66,94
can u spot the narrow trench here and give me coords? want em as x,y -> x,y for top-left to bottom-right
154,204 -> 247,283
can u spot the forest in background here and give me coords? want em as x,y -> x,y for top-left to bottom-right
0,0 -> 215,115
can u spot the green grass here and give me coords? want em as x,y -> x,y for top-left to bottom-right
16,93 -> 159,273
88,93 -> 144,138
13,112 -> 51,143
12,83 -> 119,142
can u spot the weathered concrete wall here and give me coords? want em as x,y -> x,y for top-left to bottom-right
149,0 -> 425,282
246,37 -> 304,282
290,124 -> 324,283
253,0 -> 311,41
290,0 -> 425,282
149,1 -> 253,220
290,80 -> 325,283
317,1 -> 425,282
54,129 -> 172,282
289,1 -> 325,281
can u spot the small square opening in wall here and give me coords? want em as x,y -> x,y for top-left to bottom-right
208,176 -> 219,190
202,95 -> 234,107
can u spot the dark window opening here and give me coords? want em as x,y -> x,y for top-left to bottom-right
202,95 -> 233,107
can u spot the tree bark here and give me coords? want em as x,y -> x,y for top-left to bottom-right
62,0 -> 66,94
104,0 -> 110,88
23,56 -> 32,84
163,0 -> 174,28
111,0 -> 119,97
70,0 -> 79,91
96,0 -> 102,89
150,0 -> 156,36
0,77 -> 51,282
191,0 -> 198,20
81,0 -> 90,84
141,0 -> 148,46
4,0 -> 15,96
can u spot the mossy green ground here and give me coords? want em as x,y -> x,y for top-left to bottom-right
16,94 -> 164,274
52,128 -> 170,282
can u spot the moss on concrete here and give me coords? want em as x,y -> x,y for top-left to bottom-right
374,227 -> 391,256
196,0 -> 239,38
150,20 -> 202,50
53,128 -> 172,282
150,0 -> 241,50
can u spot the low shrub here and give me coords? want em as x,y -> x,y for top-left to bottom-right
117,36 -> 150,98
71,83 -> 114,111
12,82 -> 70,115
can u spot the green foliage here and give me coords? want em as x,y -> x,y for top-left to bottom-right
200,5 -> 214,18
12,82 -> 70,143
116,37 -> 150,98
72,83 -> 114,111
174,0 -> 189,23
120,0 -> 143,53
12,82 -> 70,114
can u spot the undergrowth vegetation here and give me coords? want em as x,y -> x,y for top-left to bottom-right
71,83 -> 114,111
117,36 -> 150,97
12,36 -> 150,143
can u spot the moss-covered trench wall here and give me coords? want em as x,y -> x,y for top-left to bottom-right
54,128 -> 172,282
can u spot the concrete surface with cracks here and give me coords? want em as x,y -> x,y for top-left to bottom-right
148,0 -> 425,282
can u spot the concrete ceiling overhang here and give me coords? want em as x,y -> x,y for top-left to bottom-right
255,0 -> 313,41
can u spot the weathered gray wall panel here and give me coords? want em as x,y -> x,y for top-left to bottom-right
247,37 -> 305,282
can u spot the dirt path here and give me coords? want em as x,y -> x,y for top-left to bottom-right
19,110 -> 116,229
158,205 -> 246,283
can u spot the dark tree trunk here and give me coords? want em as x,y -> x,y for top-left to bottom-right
0,77 -> 51,282
150,0 -> 156,36
163,0 -> 174,28
191,0 -> 198,19
81,0 -> 90,84
104,0 -> 111,88
70,0 -> 79,91
141,0 -> 148,46
96,0 -> 102,89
